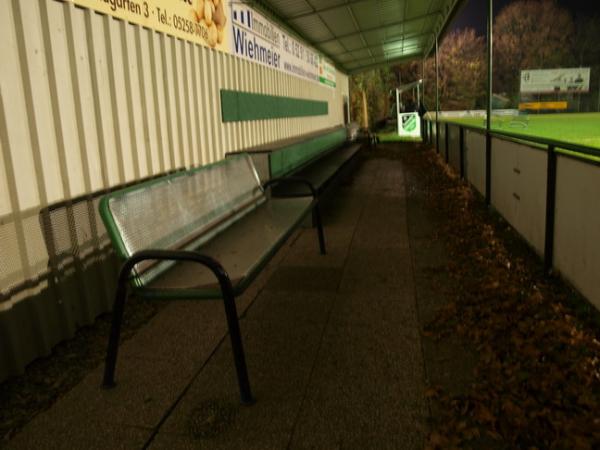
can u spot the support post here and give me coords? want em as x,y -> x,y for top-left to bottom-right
459,126 -> 465,179
485,0 -> 493,205
445,122 -> 449,163
430,121 -> 433,145
435,35 -> 440,154
544,145 -> 557,273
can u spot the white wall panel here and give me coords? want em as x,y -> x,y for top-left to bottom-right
554,156 -> 600,309
464,129 -> 486,195
491,139 -> 547,255
447,124 -> 460,172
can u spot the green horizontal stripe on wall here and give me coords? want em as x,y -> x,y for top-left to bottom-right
221,90 -> 328,122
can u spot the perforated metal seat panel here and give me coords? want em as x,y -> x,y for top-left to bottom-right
142,196 -> 313,298
101,155 -> 267,287
107,155 -> 262,256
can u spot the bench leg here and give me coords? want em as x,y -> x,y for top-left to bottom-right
314,204 -> 327,255
102,265 -> 130,389
221,289 -> 255,405
101,251 -> 255,406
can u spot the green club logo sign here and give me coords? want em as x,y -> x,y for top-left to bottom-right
402,114 -> 417,132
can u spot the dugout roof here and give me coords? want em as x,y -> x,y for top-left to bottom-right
255,0 -> 465,73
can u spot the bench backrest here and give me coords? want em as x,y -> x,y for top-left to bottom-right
269,127 -> 347,178
99,154 -> 263,286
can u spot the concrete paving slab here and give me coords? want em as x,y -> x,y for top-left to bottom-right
31,354 -> 200,429
339,248 -> 414,293
265,266 -> 343,293
6,418 -> 151,450
149,430 -> 292,450
352,217 -> 409,251
287,291 -> 427,450
152,292 -> 336,448
118,301 -> 229,362
282,226 -> 354,268
331,290 -> 418,329
243,290 -> 334,326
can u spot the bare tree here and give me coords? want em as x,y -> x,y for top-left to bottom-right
350,68 -> 396,129
493,0 -> 575,102
423,28 -> 486,111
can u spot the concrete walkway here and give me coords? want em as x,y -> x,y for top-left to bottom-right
8,150 -> 428,450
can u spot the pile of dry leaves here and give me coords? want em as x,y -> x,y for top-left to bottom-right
415,149 -> 600,449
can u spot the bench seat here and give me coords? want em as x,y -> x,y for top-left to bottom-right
273,142 -> 362,197
144,196 -> 312,298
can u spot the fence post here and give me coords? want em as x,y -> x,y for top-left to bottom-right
485,0 -> 493,206
544,145 -> 557,273
485,132 -> 492,205
459,126 -> 465,179
429,121 -> 433,145
445,122 -> 449,163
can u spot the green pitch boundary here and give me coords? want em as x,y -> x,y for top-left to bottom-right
432,113 -> 600,164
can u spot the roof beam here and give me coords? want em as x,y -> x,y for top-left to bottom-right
425,0 -> 467,57
348,47 -> 422,65
315,11 -> 443,46
345,1 -> 372,62
330,32 -> 432,57
348,53 -> 424,74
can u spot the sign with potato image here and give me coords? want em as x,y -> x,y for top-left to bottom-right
66,0 -> 230,52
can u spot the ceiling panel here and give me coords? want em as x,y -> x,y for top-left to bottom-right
290,15 -> 335,42
308,0 -> 346,8
336,53 -> 355,62
351,48 -> 374,60
338,35 -> 366,51
378,0 -> 406,25
406,0 -> 432,18
260,0 -> 463,73
363,30 -> 387,47
271,0 -> 313,17
351,3 -> 380,29
368,46 -> 385,57
318,40 -> 347,55
319,9 -> 356,35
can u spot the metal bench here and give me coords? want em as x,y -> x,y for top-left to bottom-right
99,154 -> 326,405
227,126 -> 362,199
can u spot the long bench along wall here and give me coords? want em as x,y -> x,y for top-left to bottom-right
0,0 -> 349,381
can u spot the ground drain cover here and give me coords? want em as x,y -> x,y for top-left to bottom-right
188,399 -> 237,439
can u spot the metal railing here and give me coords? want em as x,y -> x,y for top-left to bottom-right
423,117 -> 600,276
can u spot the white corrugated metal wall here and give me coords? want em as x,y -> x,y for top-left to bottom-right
0,0 -> 349,380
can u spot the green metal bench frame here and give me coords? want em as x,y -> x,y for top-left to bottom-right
228,127 -> 362,201
99,156 -> 326,405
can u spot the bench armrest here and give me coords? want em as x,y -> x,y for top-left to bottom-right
262,176 -> 317,199
104,249 -> 254,405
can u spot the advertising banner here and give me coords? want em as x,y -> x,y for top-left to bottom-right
66,0 -> 336,88
520,68 -> 591,94
230,2 -> 335,88
398,112 -> 420,138
319,56 -> 336,88
67,0 -> 230,52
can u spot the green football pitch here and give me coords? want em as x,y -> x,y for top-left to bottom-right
443,112 -> 600,151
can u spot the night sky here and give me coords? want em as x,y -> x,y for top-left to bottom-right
451,0 -> 600,35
